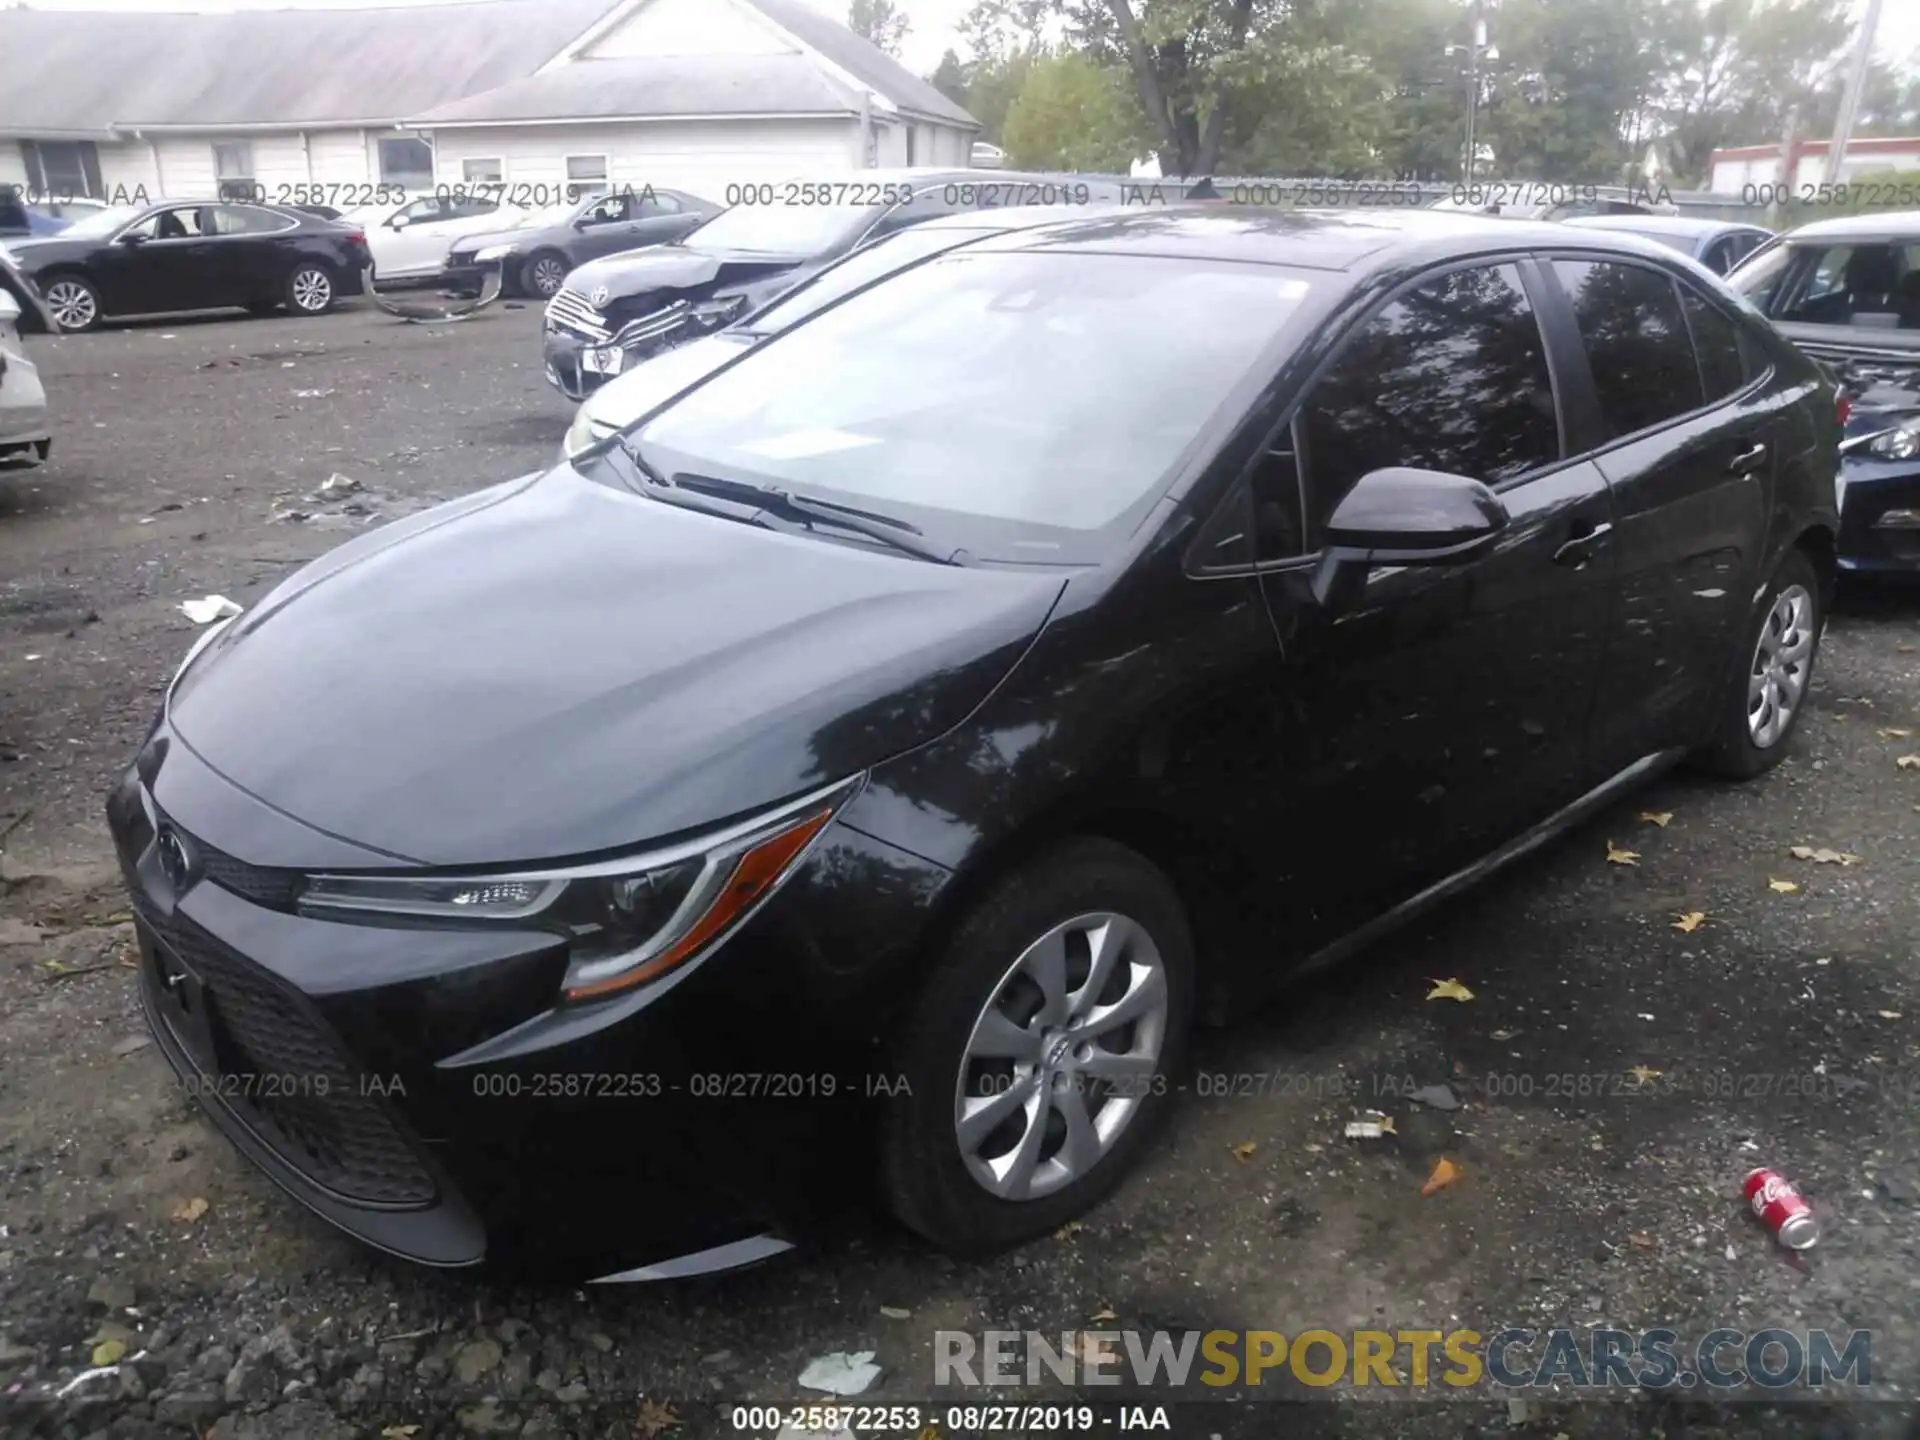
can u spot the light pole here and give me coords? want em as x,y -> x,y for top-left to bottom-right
1446,2 -> 1500,184
1826,0 -> 1886,183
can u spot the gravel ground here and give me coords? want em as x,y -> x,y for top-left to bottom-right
2,304 -> 1919,1439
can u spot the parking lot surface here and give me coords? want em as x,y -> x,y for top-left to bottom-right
2,304 -> 1919,1438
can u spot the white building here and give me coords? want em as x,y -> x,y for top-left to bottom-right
1709,136 -> 1920,193
0,0 -> 978,207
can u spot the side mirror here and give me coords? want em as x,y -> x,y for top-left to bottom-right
1310,467 -> 1509,607
389,214 -> 411,230
0,289 -> 19,324
118,231 -> 148,247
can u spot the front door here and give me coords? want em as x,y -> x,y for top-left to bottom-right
93,205 -> 221,313
1255,259 -> 1617,940
574,192 -> 638,262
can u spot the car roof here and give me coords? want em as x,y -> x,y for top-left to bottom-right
914,202 -> 1129,233
1564,214 -> 1766,239
961,204 -> 1707,274
1781,209 -> 1920,243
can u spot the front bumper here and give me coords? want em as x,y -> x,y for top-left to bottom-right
1836,459 -> 1920,572
543,300 -> 716,400
107,727 -> 949,1278
440,258 -> 502,299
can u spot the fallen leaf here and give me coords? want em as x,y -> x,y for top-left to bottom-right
1672,911 -> 1706,932
1879,728 -> 1913,740
1426,978 -> 1475,1002
171,1197 -> 209,1223
1640,811 -> 1673,827
1627,1066 -> 1664,1085
1628,1233 -> 1655,1249
1898,755 -> 1920,771
634,1396 -> 681,1438
1880,1011 -> 1904,1021
1490,1028 -> 1520,1041
1791,846 -> 1864,866
90,1339 -> 125,1366
1420,1158 -> 1462,1196
1089,1307 -> 1118,1322
1768,879 -> 1800,894
1302,1142 -> 1324,1154
1054,1221 -> 1084,1241
1231,1141 -> 1257,1161
379,1428 -> 420,1440
1606,841 -> 1640,866
879,1306 -> 911,1320
1379,1115 -> 1398,1135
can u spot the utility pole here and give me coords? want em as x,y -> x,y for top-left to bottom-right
1446,1 -> 1500,184
1826,0 -> 1885,184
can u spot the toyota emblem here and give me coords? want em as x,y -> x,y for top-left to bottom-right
156,826 -> 193,890
590,286 -> 610,308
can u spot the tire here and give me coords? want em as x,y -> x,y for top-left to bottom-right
1697,549 -> 1823,779
879,838 -> 1194,1254
522,250 -> 570,300
41,273 -> 102,332
284,263 -> 335,316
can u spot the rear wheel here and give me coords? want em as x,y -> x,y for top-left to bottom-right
1697,549 -> 1823,778
879,839 -> 1193,1253
42,274 -> 102,332
522,251 -> 569,299
285,263 -> 334,316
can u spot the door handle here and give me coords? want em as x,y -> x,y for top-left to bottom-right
1552,519 -> 1613,567
1728,441 -> 1769,475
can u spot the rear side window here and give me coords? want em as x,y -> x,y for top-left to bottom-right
1678,287 -> 1747,402
1553,259 -> 1703,440
1300,262 -> 1560,529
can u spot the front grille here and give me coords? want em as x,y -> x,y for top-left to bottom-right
546,288 -> 609,341
141,901 -> 436,1208
195,836 -> 300,909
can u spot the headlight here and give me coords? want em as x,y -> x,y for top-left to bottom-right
1867,420 -> 1920,461
563,404 -> 614,459
688,295 -> 747,329
297,777 -> 862,1002
474,243 -> 516,262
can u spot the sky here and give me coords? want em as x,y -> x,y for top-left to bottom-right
8,0 -> 1918,80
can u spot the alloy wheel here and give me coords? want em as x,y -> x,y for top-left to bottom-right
953,911 -> 1168,1201
1748,583 -> 1815,749
291,269 -> 332,312
45,280 -> 97,331
529,257 -> 567,297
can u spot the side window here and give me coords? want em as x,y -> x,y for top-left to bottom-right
634,192 -> 681,217
446,196 -> 497,219
1300,262 -> 1560,531
1678,287 -> 1747,402
397,197 -> 443,224
1553,259 -> 1704,440
212,204 -> 291,235
580,194 -> 628,225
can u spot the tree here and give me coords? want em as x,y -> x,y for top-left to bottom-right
1002,50 -> 1148,168
930,48 -> 970,107
847,0 -> 910,56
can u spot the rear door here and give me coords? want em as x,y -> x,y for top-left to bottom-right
1535,254 -> 1779,773
208,204 -> 301,303
1252,258 -> 1617,938
571,192 -> 638,261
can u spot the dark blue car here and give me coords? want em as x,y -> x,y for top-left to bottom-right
1730,212 -> 1920,575
1565,215 -> 1775,275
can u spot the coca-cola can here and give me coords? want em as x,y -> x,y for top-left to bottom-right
1743,1167 -> 1818,1250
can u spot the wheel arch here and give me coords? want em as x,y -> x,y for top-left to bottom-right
1789,522 -> 1838,610
31,266 -> 102,326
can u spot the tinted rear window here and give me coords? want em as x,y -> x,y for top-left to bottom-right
1554,259 -> 1703,439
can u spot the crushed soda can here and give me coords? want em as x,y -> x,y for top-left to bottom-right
1743,1166 -> 1818,1250
1344,1110 -> 1395,1140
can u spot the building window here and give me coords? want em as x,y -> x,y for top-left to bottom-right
461,158 -> 504,183
377,136 -> 434,191
565,154 -> 609,199
22,140 -> 103,200
213,141 -> 256,201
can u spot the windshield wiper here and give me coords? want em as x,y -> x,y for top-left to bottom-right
673,474 -> 966,565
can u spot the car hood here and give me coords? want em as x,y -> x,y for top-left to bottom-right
167,466 -> 1064,866
1,236 -> 85,268
562,245 -> 805,304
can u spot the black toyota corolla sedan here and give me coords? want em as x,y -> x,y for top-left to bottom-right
5,200 -> 372,331
112,208 -> 1838,1281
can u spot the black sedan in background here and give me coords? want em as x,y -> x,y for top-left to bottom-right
541,169 -> 1134,399
2,200 -> 372,331
1564,214 -> 1773,274
112,209 -> 1836,1281
441,186 -> 718,301
1728,210 -> 1920,573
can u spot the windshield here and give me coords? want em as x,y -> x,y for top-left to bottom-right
637,251 -> 1321,550
685,203 -> 874,256
59,206 -> 146,240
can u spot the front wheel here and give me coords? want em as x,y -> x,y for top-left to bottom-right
42,274 -> 102,332
879,838 -> 1194,1253
1697,549 -> 1824,778
285,263 -> 335,316
521,251 -> 569,299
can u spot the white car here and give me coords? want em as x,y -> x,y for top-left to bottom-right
0,281 -> 51,468
349,192 -> 530,283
